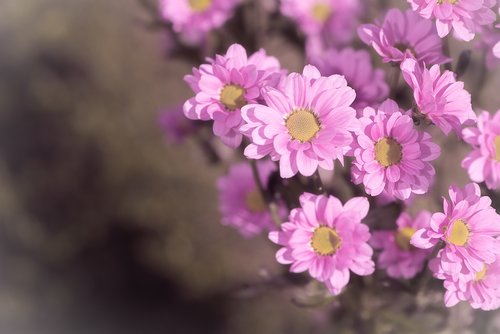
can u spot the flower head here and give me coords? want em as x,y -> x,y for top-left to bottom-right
431,253 -> 500,310
462,111 -> 500,190
476,24 -> 500,69
411,183 -> 500,275
371,211 -> 432,279
401,57 -> 476,136
269,193 -> 374,295
241,65 -> 358,178
183,44 -> 282,148
358,9 -> 450,65
159,104 -> 196,144
407,0 -> 496,41
159,0 -> 240,43
308,48 -> 389,110
217,160 -> 286,238
280,0 -> 361,47
351,99 -> 440,199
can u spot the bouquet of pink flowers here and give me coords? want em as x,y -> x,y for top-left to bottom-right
151,0 -> 500,317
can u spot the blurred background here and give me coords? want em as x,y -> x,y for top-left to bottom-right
0,0 -> 499,333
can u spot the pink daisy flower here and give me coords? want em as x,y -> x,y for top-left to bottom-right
240,65 -> 358,178
407,0 -> 496,42
358,9 -> 450,65
183,44 -> 282,148
411,183 -> 500,275
269,193 -> 374,295
371,211 -> 432,279
431,252 -> 500,310
495,40 -> 500,59
217,160 -> 286,238
308,47 -> 389,110
476,24 -> 500,69
159,104 -> 197,144
462,111 -> 500,190
351,99 -> 441,200
401,57 -> 476,136
280,0 -> 361,46
159,0 -> 240,44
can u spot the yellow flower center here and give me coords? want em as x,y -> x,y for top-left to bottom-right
220,84 -> 246,111
395,227 -> 416,251
311,226 -> 342,256
437,0 -> 458,4
475,265 -> 488,282
494,136 -> 500,161
447,219 -> 470,246
188,0 -> 212,12
311,3 -> 332,23
374,137 -> 403,167
245,190 -> 267,213
285,109 -> 321,142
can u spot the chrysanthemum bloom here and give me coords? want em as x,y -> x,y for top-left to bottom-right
241,65 -> 358,178
462,111 -> 500,190
371,211 -> 432,279
407,0 -> 496,41
217,160 -> 286,238
411,183 -> 500,275
159,0 -> 240,43
351,99 -> 440,199
357,9 -> 450,65
159,104 -> 196,144
308,48 -> 389,110
183,44 -> 282,148
495,40 -> 500,59
401,57 -> 476,136
280,0 -> 361,46
476,24 -> 500,69
431,252 -> 500,310
269,193 -> 374,295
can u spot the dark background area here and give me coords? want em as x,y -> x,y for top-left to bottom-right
0,1 -> 499,333
0,1 -> 316,333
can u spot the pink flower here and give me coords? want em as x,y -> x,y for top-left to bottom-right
351,99 -> 440,200
462,111 -> 500,190
401,57 -> 476,136
280,0 -> 361,46
431,253 -> 500,310
371,211 -> 432,279
411,183 -> 500,275
407,0 -> 496,41
308,47 -> 389,110
183,44 -> 282,148
217,160 -> 286,238
269,193 -> 374,295
159,0 -> 240,44
241,65 -> 358,178
495,40 -> 500,58
358,9 -> 450,65
159,104 -> 196,144
476,24 -> 500,69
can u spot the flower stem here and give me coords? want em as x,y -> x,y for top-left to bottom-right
417,240 -> 444,294
249,160 -> 282,226
390,66 -> 401,98
312,170 -> 326,195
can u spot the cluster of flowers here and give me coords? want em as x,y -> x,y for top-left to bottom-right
158,0 -> 500,312
159,0 -> 499,62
